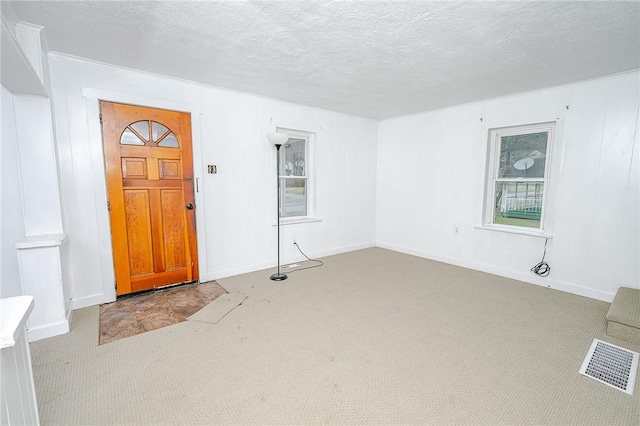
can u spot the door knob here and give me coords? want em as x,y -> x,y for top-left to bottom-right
186,203 -> 194,210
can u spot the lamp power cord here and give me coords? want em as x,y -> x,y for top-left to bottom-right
531,238 -> 551,277
286,242 -> 324,274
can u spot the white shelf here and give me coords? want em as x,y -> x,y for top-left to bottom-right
0,296 -> 34,349
15,233 -> 67,249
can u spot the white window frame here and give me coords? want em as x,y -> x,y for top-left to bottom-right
483,122 -> 555,233
276,127 -> 316,223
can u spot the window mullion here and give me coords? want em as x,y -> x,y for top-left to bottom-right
495,178 -> 544,183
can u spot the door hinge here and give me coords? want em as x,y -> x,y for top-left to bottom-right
107,200 -> 110,211
99,113 -> 103,125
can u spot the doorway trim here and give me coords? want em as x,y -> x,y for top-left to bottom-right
81,87 -> 208,304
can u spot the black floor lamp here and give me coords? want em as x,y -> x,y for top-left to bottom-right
267,132 -> 290,281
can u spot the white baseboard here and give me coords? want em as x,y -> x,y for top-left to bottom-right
69,242 -> 613,306
208,242 -> 376,281
71,293 -> 105,310
27,318 -> 70,342
376,242 -> 615,302
304,241 -> 376,261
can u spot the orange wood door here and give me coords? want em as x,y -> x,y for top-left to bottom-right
101,101 -> 198,295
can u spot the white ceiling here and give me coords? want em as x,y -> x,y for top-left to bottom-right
4,1 -> 639,120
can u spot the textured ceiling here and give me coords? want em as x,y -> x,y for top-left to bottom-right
3,1 -> 639,119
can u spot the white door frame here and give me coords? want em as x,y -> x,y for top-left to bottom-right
81,87 -> 208,303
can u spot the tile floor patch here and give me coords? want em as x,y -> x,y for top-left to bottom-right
99,281 -> 227,344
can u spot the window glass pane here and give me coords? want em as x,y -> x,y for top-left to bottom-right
280,138 -> 306,176
158,133 -> 179,148
499,132 -> 547,178
151,122 -> 170,142
130,121 -> 150,142
280,178 -> 307,217
493,181 -> 544,229
120,128 -> 144,145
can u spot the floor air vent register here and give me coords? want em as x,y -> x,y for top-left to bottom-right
579,339 -> 639,395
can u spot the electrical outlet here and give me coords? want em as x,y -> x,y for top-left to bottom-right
454,227 -> 460,234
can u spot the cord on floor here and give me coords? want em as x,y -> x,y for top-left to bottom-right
286,242 -> 324,274
531,238 -> 551,277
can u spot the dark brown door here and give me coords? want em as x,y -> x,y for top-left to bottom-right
101,101 -> 198,295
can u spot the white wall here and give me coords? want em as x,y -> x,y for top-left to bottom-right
12,96 -> 63,236
376,71 -> 639,302
1,85 -> 26,298
33,51 -> 640,307
48,54 -> 378,307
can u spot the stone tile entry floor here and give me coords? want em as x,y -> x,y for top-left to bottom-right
99,281 -> 227,344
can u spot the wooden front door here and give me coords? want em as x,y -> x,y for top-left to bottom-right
101,101 -> 198,295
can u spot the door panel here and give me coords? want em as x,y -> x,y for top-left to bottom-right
159,159 -> 181,179
122,158 -> 147,178
160,189 -> 187,271
123,190 -> 154,276
101,101 -> 198,295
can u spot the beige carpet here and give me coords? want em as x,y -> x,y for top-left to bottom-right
187,292 -> 247,324
30,248 -> 640,425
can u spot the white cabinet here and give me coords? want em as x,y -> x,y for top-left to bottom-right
1,296 -> 40,425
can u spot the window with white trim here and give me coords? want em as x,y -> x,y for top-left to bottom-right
484,122 -> 554,230
278,130 -> 310,218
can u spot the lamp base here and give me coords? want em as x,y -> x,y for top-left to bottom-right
270,272 -> 288,281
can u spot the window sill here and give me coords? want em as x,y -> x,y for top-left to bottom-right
474,225 -> 553,239
273,217 -> 322,226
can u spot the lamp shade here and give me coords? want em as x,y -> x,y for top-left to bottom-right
266,132 -> 289,146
